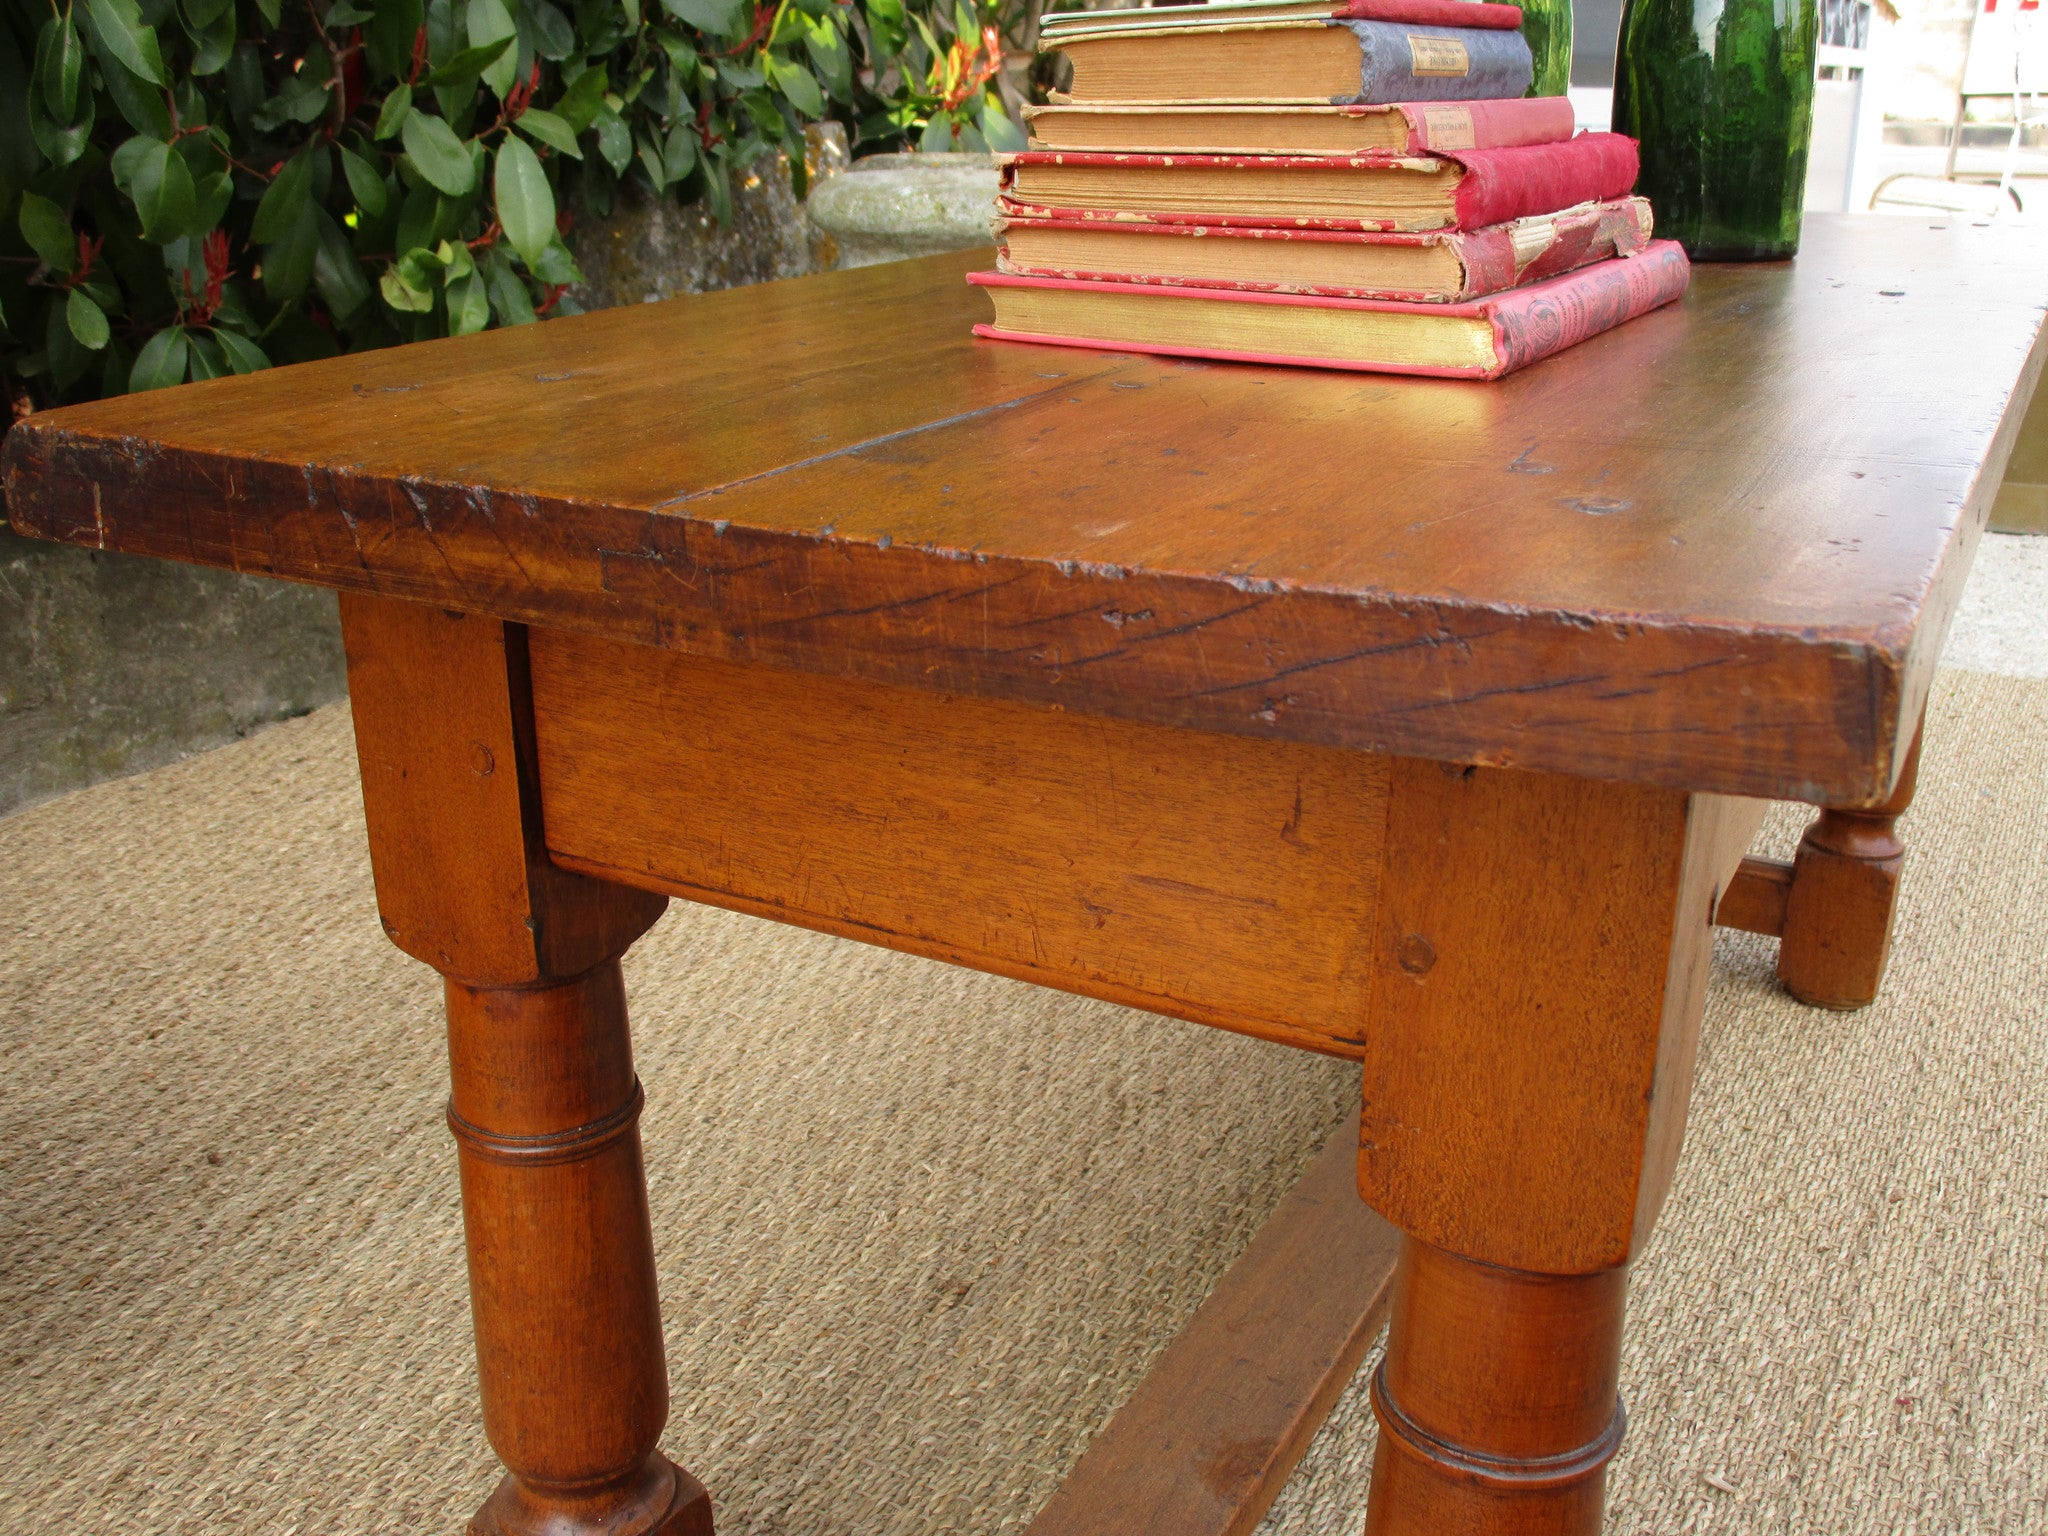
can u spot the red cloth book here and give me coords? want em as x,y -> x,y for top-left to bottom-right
967,243 -> 1692,381
994,198 -> 1655,304
1041,0 -> 1527,34
999,135 -> 1642,233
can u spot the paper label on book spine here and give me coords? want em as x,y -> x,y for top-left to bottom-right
1407,34 -> 1471,75
1420,104 -> 1476,149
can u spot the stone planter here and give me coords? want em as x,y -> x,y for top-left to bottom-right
806,152 -> 1002,269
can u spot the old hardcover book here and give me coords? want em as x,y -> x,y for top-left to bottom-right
967,243 -> 1692,379
1037,0 -> 1528,41
1023,98 -> 1577,155
998,136 -> 1640,233
1047,16 -> 1533,104
994,197 -> 1654,303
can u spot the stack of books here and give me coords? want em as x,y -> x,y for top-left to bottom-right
968,0 -> 1690,380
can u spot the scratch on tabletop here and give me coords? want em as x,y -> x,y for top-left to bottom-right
648,369 -> 1131,511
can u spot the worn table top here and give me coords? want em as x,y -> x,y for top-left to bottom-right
6,216 -> 2043,802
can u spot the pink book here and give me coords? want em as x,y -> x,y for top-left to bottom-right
967,243 -> 1692,381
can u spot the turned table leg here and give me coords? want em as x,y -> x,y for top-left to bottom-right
1775,719 -> 1923,1009
1357,762 -> 1761,1536
339,592 -> 708,1536
451,966 -> 710,1536
1365,1241 -> 1626,1536
1715,717 -> 1924,1010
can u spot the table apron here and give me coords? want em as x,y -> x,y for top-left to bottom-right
528,628 -> 1390,1058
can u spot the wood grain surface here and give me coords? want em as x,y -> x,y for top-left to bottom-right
8,219 -> 2043,803
529,628 -> 1387,1057
1358,761 -> 1763,1274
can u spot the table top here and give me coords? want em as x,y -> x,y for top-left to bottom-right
6,216 -> 2043,803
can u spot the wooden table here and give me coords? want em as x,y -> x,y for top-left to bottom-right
6,216 -> 2042,1536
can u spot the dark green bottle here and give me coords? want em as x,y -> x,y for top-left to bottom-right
1611,0 -> 1820,259
1520,0 -> 1573,98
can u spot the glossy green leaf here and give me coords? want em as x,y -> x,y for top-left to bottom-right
47,301 -> 96,390
132,137 -> 198,239
211,327 -> 272,373
192,169 -> 233,231
274,70 -> 334,123
483,248 -> 537,324
660,119 -> 697,180
374,83 -> 413,140
515,107 -> 582,157
393,182 -> 440,255
90,38 -> 172,137
37,15 -> 86,119
253,0 -> 280,26
183,0 -> 233,29
493,131 -> 554,266
312,209 -> 373,322
768,57 -> 823,117
401,109 -> 476,194
555,66 -> 608,132
423,36 -> 513,87
804,19 -> 850,98
593,107 -> 631,172
65,290 -> 111,351
661,0 -> 744,34
530,236 -> 581,285
186,5 -> 235,75
18,192 -> 77,272
130,326 -> 190,391
341,146 -> 390,216
250,148 -> 314,243
635,133 -> 665,189
526,0 -> 576,58
466,0 -> 519,96
184,329 -> 226,379
86,0 -> 167,84
27,87 -> 96,168
380,263 -> 436,312
262,204 -> 320,300
325,0 -> 376,23
446,269 -> 489,334
365,0 -> 425,76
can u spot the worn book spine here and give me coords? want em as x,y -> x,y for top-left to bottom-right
1394,95 -> 1576,152
965,243 -> 1692,380
1485,241 -> 1690,374
993,198 -> 1655,303
1455,197 -> 1653,296
1343,19 -> 1533,102
1450,133 -> 1640,227
1334,0 -> 1526,27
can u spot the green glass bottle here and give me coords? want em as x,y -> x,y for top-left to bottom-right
1611,0 -> 1820,259
1520,0 -> 1574,97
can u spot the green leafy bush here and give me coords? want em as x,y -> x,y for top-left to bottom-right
0,0 -> 1032,409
